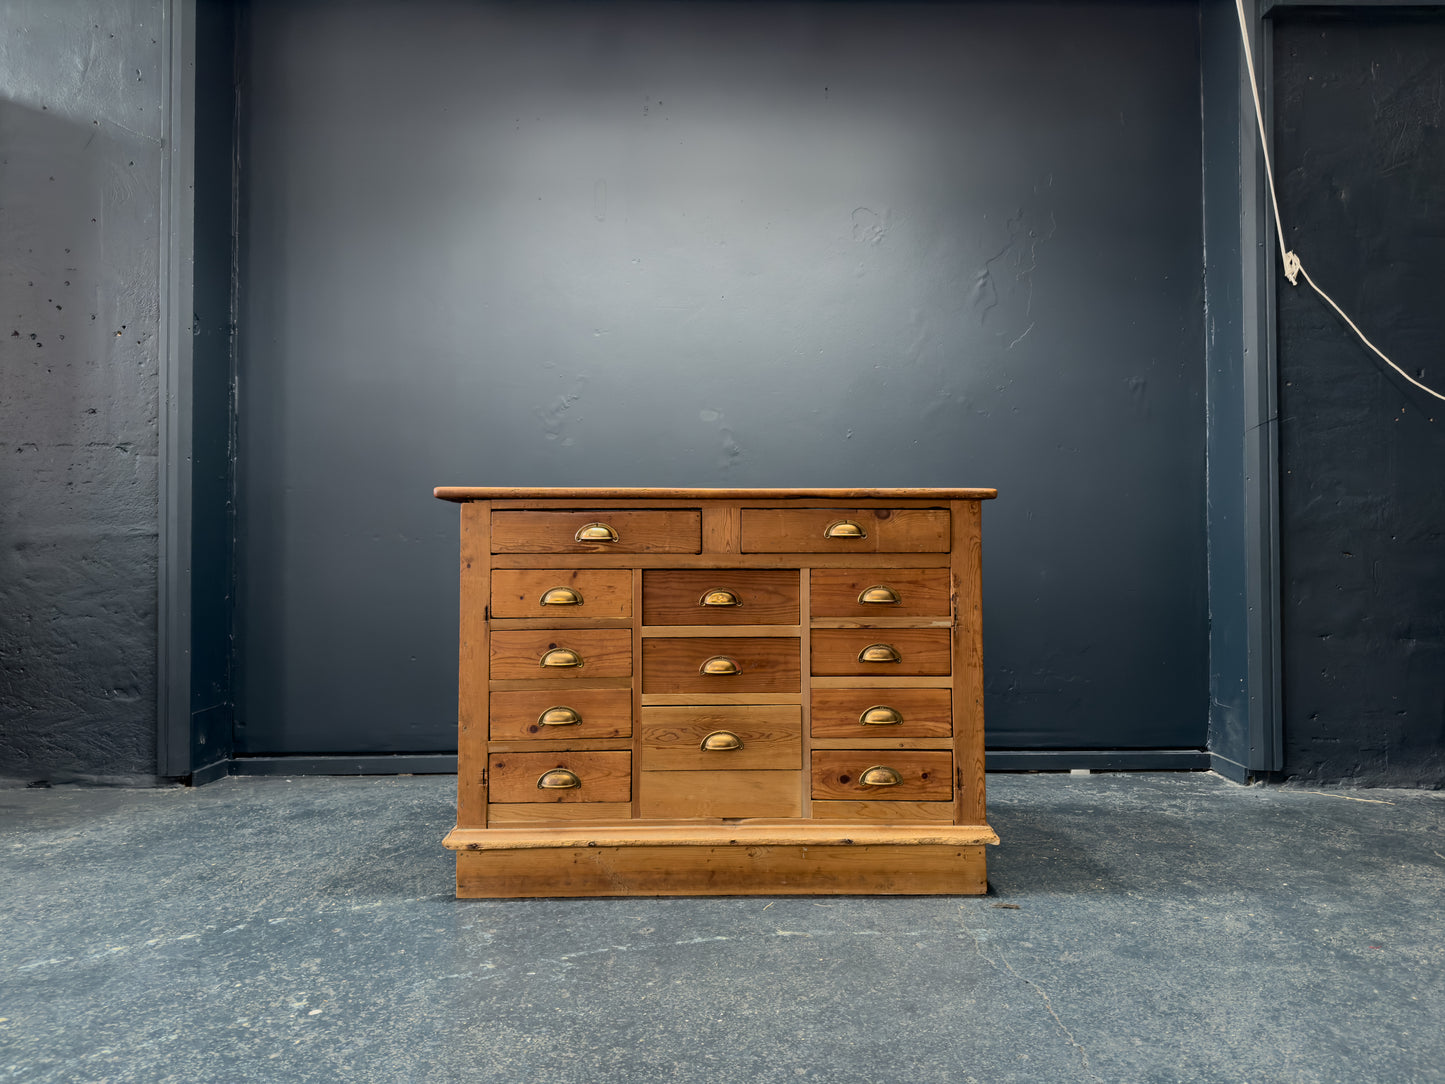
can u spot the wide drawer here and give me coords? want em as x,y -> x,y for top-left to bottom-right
490,629 -> 631,680
489,689 -> 632,740
492,510 -> 700,554
811,688 -> 952,739
491,570 -> 632,619
642,637 -> 800,694
810,628 -> 952,677
811,751 -> 953,801
641,706 -> 801,770
740,508 -> 949,553
810,569 -> 951,618
487,750 -> 631,804
642,569 -> 799,626
639,770 -> 803,819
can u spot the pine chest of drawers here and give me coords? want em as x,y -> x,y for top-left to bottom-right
434,487 -> 998,897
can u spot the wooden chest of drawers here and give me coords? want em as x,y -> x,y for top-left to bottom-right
434,487 -> 998,897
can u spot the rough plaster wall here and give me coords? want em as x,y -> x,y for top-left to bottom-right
0,1 -> 165,782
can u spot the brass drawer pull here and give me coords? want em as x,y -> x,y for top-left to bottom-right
824,520 -> 867,539
859,765 -> 903,787
700,731 -> 743,752
859,705 -> 903,726
540,647 -> 583,668
537,768 -> 581,790
537,706 -> 581,727
858,643 -> 902,663
540,586 -> 583,606
699,655 -> 741,676
700,589 -> 741,607
858,584 -> 901,605
575,522 -> 619,543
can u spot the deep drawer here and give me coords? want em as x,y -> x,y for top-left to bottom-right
488,750 -> 631,804
810,568 -> 951,618
810,688 -> 953,739
811,751 -> 953,801
642,637 -> 800,694
642,570 -> 799,626
810,628 -> 952,677
740,508 -> 949,553
640,706 -> 801,770
490,629 -> 632,680
489,689 -> 633,740
492,510 -> 700,554
491,570 -> 632,619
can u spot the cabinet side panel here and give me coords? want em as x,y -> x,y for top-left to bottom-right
459,501 -> 491,828
952,500 -> 985,824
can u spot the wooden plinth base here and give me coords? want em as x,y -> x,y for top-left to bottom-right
452,842 -> 989,898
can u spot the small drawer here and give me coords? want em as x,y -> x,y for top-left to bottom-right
490,689 -> 632,740
641,706 -> 801,770
642,570 -> 799,626
810,569 -> 951,618
642,637 -> 800,694
491,570 -> 632,620
490,629 -> 631,680
740,508 -> 949,553
640,770 -> 803,819
492,510 -> 701,554
811,688 -> 952,739
811,801 -> 955,823
488,750 -> 631,804
811,751 -> 953,801
810,629 -> 952,677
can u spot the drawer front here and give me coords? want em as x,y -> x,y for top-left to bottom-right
810,628 -> 952,677
811,800 -> 955,823
642,569 -> 799,626
488,751 -> 632,804
641,706 -> 801,770
490,629 -> 632,680
811,688 -> 952,739
490,689 -> 633,740
740,508 -> 949,553
492,510 -> 701,554
491,570 -> 632,620
640,770 -> 803,819
643,637 -> 801,694
810,569 -> 951,618
811,751 -> 953,801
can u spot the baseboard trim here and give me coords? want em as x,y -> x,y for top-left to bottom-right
986,749 -> 1210,772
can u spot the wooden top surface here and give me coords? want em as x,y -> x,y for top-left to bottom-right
434,486 -> 997,502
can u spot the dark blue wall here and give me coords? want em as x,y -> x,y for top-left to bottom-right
235,0 -> 1209,757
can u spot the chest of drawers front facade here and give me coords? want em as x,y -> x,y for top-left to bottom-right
436,488 -> 998,897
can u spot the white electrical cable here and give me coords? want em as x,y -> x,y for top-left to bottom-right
1234,0 -> 1445,403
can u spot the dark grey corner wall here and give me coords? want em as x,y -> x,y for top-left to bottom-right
1273,10 -> 1445,788
0,1 -> 167,784
236,0 -> 1208,759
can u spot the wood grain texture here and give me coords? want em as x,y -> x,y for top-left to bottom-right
810,688 -> 953,739
487,751 -> 631,804
810,628 -> 952,677
952,499 -> 987,825
491,569 -> 632,619
642,569 -> 799,625
811,750 -> 953,801
490,552 -> 952,570
642,636 -> 800,694
486,803 -> 633,826
700,502 -> 742,553
491,510 -> 701,554
810,801 -> 956,822
640,706 -> 801,770
488,688 -> 632,741
639,770 -> 804,819
437,487 -> 997,502
446,822 -> 999,849
489,629 -> 632,680
809,568 -> 951,618
741,508 -> 950,553
458,501 -> 490,829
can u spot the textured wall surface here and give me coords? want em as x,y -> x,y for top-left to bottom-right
0,1 -> 165,782
1275,13 -> 1445,786
236,0 -> 1207,757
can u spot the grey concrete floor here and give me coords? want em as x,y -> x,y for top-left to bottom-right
1,772 -> 1442,1084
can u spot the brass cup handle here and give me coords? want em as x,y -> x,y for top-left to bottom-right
859,705 -> 903,726
857,584 -> 901,605
575,522 -> 619,543
700,730 -> 743,752
540,586 -> 583,606
824,520 -> 867,539
540,647 -> 583,668
537,706 -> 581,727
859,765 -> 903,787
537,768 -> 581,790
858,643 -> 902,664
699,655 -> 741,676
700,589 -> 741,607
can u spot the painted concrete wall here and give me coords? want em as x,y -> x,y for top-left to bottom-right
0,1 -> 166,782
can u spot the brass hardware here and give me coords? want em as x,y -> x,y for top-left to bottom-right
857,584 -> 901,605
575,522 -> 619,543
539,586 -> 583,606
539,647 -> 583,668
700,730 -> 743,752
537,706 -> 581,727
699,655 -> 741,676
859,765 -> 903,787
700,589 -> 741,607
824,520 -> 867,539
858,643 -> 902,663
859,705 -> 903,726
537,768 -> 581,790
